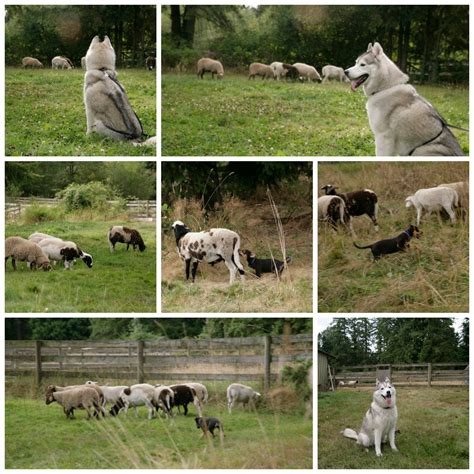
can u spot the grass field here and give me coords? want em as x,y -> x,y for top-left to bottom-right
318,162 -> 469,313
318,386 -> 468,469
161,74 -> 469,156
161,183 -> 313,313
5,220 -> 156,312
5,378 -> 312,469
5,68 -> 156,156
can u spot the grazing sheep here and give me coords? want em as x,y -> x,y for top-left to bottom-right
85,381 -> 128,409
109,383 -> 157,419
22,57 -> 43,68
172,220 -> 245,284
318,195 -> 353,233
170,384 -> 202,416
52,56 -> 72,69
5,236 -> 52,271
226,383 -> 261,414
437,181 -> 469,209
153,385 -> 175,417
405,187 -> 459,225
48,384 -> 105,409
322,65 -> 349,83
81,56 -> 86,69
108,226 -> 146,252
197,58 -> 224,79
321,185 -> 379,231
184,382 -> 209,404
248,62 -> 274,80
45,385 -> 102,419
293,63 -> 322,82
282,63 -> 300,81
145,56 -> 156,70
269,61 -> 287,80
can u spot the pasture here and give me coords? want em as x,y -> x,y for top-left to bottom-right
5,68 -> 156,156
318,386 -> 468,469
5,221 -> 156,313
161,74 -> 469,156
5,379 -> 312,469
318,162 -> 469,313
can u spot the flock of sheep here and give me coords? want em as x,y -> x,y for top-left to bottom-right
21,55 -> 156,70
5,225 -> 145,272
318,181 -> 468,238
196,57 -> 348,82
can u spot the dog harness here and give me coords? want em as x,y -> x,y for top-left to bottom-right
408,127 -> 444,156
402,231 -> 411,239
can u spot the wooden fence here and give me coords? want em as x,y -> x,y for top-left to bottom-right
5,197 -> 156,221
336,363 -> 469,387
5,334 -> 313,389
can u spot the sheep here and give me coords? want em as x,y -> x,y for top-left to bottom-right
321,184 -> 379,231
172,220 -> 245,284
145,56 -> 156,70
318,195 -> 353,234
48,384 -> 105,410
108,226 -> 146,252
269,62 -> 287,80
109,383 -> 157,419
22,57 -> 43,68
153,385 -> 175,417
437,181 -> 469,208
248,62 -> 274,80
45,385 -> 102,419
51,56 -> 72,69
5,236 -> 52,271
184,382 -> 209,404
405,187 -> 459,225
197,58 -> 224,79
226,383 -> 261,414
282,63 -> 300,81
322,65 -> 349,83
293,62 -> 322,82
169,384 -> 202,417
29,233 -> 93,269
85,381 -> 128,409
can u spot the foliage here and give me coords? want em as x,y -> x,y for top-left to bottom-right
22,204 -> 65,224
56,181 -> 121,212
281,360 -> 312,400
29,319 -> 92,340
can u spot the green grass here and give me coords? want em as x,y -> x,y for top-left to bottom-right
5,393 -> 312,468
318,162 -> 469,313
161,74 -> 469,156
318,386 -> 469,469
6,68 -> 156,156
5,220 -> 156,312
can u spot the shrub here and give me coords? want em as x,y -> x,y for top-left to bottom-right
22,204 -> 64,224
56,182 -> 122,212
281,360 -> 312,400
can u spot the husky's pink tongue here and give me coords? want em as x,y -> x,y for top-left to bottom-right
386,398 -> 392,406
351,81 -> 358,92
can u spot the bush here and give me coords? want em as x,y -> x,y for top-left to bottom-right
281,360 -> 312,400
22,204 -> 64,224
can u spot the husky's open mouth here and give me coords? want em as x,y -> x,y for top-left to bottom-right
351,74 -> 369,92
381,393 -> 392,406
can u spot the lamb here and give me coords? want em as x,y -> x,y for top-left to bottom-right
226,383 -> 261,414
293,63 -> 322,82
85,381 -> 128,409
51,56 -> 72,69
321,184 -> 379,231
269,62 -> 287,80
45,385 -> 102,419
169,384 -> 202,416
197,58 -> 224,79
108,226 -> 146,252
322,65 -> 349,83
5,236 -> 52,271
109,383 -> 157,419
172,220 -> 245,284
22,57 -> 43,68
29,233 -> 93,269
248,62 -> 274,80
318,195 -> 353,234
405,187 -> 459,225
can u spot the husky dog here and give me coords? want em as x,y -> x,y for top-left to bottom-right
345,42 -> 464,156
341,378 -> 398,457
84,36 -> 154,144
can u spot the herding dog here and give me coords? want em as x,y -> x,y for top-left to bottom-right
241,249 -> 291,277
195,416 -> 224,438
353,224 -> 421,260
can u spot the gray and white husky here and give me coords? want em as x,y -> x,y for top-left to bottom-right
84,35 -> 155,145
345,42 -> 464,156
341,378 -> 398,457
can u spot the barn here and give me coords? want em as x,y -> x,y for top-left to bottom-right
318,349 -> 334,391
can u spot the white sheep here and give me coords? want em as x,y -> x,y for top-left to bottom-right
437,181 -> 469,208
172,220 -> 245,284
51,56 -> 72,69
45,385 -> 101,419
322,65 -> 349,83
22,56 -> 43,68
293,63 -> 321,82
226,383 -> 261,414
269,62 -> 287,80
197,58 -> 224,79
108,226 -> 146,252
153,385 -> 175,417
405,187 -> 459,225
318,195 -> 354,234
109,383 -> 157,419
85,381 -> 128,409
5,236 -> 52,271
248,63 -> 274,80
185,382 -> 209,404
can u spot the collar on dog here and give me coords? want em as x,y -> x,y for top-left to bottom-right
402,231 -> 411,238
383,406 -> 393,410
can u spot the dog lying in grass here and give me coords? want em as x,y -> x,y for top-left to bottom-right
353,224 -> 422,260
241,249 -> 291,277
195,416 -> 224,438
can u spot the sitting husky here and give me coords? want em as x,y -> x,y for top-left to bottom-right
345,42 -> 464,156
83,35 -> 154,144
341,378 -> 398,457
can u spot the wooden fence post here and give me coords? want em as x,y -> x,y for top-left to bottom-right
35,341 -> 42,387
388,364 -> 392,380
137,341 -> 144,383
427,362 -> 432,387
264,336 -> 272,391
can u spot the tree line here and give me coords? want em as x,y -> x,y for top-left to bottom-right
6,5 -> 156,67
318,318 -> 468,366
6,318 -> 313,341
162,5 -> 468,83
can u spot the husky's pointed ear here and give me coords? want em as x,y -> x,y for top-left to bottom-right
373,42 -> 383,57
89,35 -> 100,47
367,43 -> 373,52
384,377 -> 391,383
103,36 -> 113,48
375,378 -> 381,386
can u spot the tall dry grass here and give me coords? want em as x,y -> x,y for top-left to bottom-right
318,162 -> 469,312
